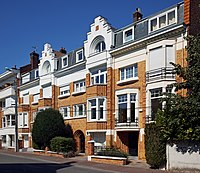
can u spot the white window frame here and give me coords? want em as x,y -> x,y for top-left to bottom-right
23,93 -> 29,105
148,8 -> 177,33
123,27 -> 134,43
87,97 -> 106,122
91,70 -> 107,85
60,106 -> 70,119
73,104 -> 86,117
94,41 -> 106,53
115,89 -> 139,125
32,93 -> 40,104
62,56 -> 68,68
18,112 -> 28,128
73,80 -> 86,94
118,64 -> 138,84
35,69 -> 39,78
76,50 -> 83,62
59,84 -> 70,98
22,73 -> 30,84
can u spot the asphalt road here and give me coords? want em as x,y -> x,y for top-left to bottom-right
0,152 -> 114,173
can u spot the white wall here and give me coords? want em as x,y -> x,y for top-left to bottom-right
166,143 -> 200,170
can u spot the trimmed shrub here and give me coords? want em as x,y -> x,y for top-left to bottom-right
32,108 -> 68,149
96,148 -> 128,158
50,137 -> 75,153
145,123 -> 166,169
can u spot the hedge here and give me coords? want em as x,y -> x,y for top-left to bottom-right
50,137 -> 75,153
145,123 -> 166,169
96,148 -> 128,158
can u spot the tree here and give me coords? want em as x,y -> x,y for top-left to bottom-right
32,108 -> 68,149
156,35 -> 200,141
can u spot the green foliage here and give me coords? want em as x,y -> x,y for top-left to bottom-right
156,35 -> 200,142
145,123 -> 166,169
32,108 -> 68,149
50,137 -> 75,153
96,148 -> 128,158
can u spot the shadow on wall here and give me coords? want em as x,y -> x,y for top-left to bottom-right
171,140 -> 200,154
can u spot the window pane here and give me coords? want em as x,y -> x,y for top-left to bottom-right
151,98 -> 162,120
95,76 -> 99,84
91,99 -> 96,106
102,41 -> 106,51
118,103 -> 127,123
159,15 -> 166,28
100,74 -> 104,84
91,108 -> 96,119
100,107 -> 103,119
168,11 -> 175,24
78,105 -> 83,116
78,52 -> 83,61
126,67 -> 133,79
134,64 -> 138,77
125,29 -> 132,42
121,69 -> 125,80
130,94 -> 136,101
151,19 -> 157,31
131,103 -> 135,122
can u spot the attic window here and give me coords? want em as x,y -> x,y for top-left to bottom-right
124,29 -> 133,42
76,50 -> 83,62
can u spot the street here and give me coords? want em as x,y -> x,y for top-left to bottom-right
0,152 -> 114,173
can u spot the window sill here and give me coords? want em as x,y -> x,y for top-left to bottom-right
58,93 -> 70,99
90,83 -> 107,87
31,101 -> 38,105
117,77 -> 139,85
87,119 -> 107,122
65,115 -> 86,120
72,90 -> 86,96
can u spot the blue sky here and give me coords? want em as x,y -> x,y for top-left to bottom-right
0,0 -> 181,74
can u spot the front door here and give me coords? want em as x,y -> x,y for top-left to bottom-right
128,132 -> 138,156
24,135 -> 29,148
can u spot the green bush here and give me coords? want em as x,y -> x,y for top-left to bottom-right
50,137 -> 75,153
96,147 -> 128,158
145,123 -> 166,169
32,108 -> 68,149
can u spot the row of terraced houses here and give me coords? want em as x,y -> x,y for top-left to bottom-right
0,0 -> 199,160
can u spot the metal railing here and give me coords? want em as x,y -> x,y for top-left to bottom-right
146,67 -> 175,82
115,117 -> 139,127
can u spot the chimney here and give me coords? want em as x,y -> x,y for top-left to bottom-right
59,47 -> 67,54
133,8 -> 143,22
30,51 -> 39,69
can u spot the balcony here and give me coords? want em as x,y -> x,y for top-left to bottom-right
0,86 -> 15,99
115,117 -> 139,131
146,67 -> 175,83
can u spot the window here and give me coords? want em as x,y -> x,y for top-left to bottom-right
43,85 -> 52,98
33,93 -> 40,103
60,85 -> 70,95
76,50 -> 83,62
22,73 -> 30,84
0,99 -> 6,108
88,98 -> 106,121
150,18 -> 157,32
168,11 -> 175,24
120,64 -> 138,81
117,93 -> 137,123
149,9 -> 176,33
2,117 -> 6,128
62,57 -> 68,67
159,15 -> 166,28
124,29 -> 133,42
23,93 -> 29,105
91,70 -> 107,85
150,88 -> 162,120
18,112 -> 28,127
74,80 -> 85,93
73,104 -> 85,117
60,106 -> 70,119
95,41 -> 106,53
35,70 -> 39,78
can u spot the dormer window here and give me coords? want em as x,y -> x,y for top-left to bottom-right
76,50 -> 83,62
62,57 -> 68,67
149,8 -> 177,33
124,29 -> 133,42
95,41 -> 106,53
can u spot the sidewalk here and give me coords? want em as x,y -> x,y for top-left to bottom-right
0,149 -> 165,173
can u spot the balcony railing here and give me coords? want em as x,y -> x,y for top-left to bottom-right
115,117 -> 139,127
146,67 -> 175,83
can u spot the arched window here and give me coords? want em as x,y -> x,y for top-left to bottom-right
95,41 -> 106,53
42,61 -> 51,75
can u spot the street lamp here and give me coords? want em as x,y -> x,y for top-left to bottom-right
5,66 -> 19,152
